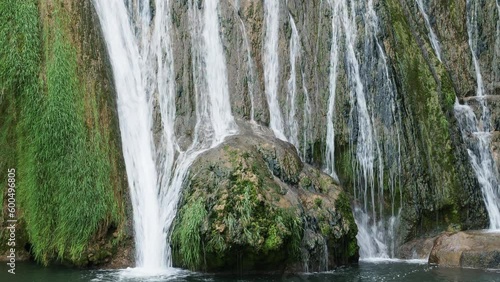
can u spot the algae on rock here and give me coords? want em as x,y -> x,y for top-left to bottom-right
171,133 -> 357,272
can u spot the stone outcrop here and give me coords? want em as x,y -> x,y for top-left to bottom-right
429,231 -> 500,269
170,123 -> 358,272
397,236 -> 437,260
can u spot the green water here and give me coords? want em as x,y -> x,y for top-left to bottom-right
1,261 -> 499,282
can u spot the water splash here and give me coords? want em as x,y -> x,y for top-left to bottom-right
263,0 -> 286,141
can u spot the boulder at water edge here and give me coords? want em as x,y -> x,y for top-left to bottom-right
170,131 -> 358,273
429,231 -> 500,269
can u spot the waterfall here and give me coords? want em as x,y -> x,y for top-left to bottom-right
236,16 -> 257,122
286,14 -> 301,153
415,0 -> 442,62
285,12 -> 312,161
341,0 -> 383,259
325,0 -> 341,180
465,0 -> 488,127
93,0 -> 164,269
194,0 -> 238,140
453,0 -> 500,230
94,0 -> 238,272
263,0 -> 286,141
455,103 -> 500,230
301,72 -> 313,161
325,0 -> 402,259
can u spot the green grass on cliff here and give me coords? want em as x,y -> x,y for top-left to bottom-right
0,1 -> 41,220
171,198 -> 207,270
1,1 -> 121,264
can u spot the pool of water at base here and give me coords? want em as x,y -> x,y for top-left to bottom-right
1,260 -> 500,282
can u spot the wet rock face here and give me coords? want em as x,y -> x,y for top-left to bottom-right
165,0 -> 496,257
429,231 -> 500,269
170,129 -> 358,272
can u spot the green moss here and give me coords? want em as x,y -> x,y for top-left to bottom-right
335,193 -> 355,228
0,1 -> 40,219
314,198 -> 323,208
319,223 -> 330,237
381,0 -> 480,237
264,225 -> 283,251
387,0 -> 458,200
300,176 -> 312,190
172,148 -> 304,270
334,192 -> 358,258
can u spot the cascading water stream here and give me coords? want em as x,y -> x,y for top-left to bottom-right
93,0 -> 164,269
325,0 -> 402,259
341,0 -> 387,259
365,0 -> 403,259
301,74 -> 313,161
453,0 -> 500,230
325,0 -> 341,181
94,0 -> 238,273
285,10 -> 312,161
263,0 -> 287,141
415,0 -> 442,62
286,14 -> 300,151
236,16 -> 257,122
455,103 -> 500,230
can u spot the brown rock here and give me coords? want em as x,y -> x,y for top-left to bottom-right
398,236 -> 438,259
429,231 -> 500,269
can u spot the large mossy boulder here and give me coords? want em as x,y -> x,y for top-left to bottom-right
171,132 -> 358,273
